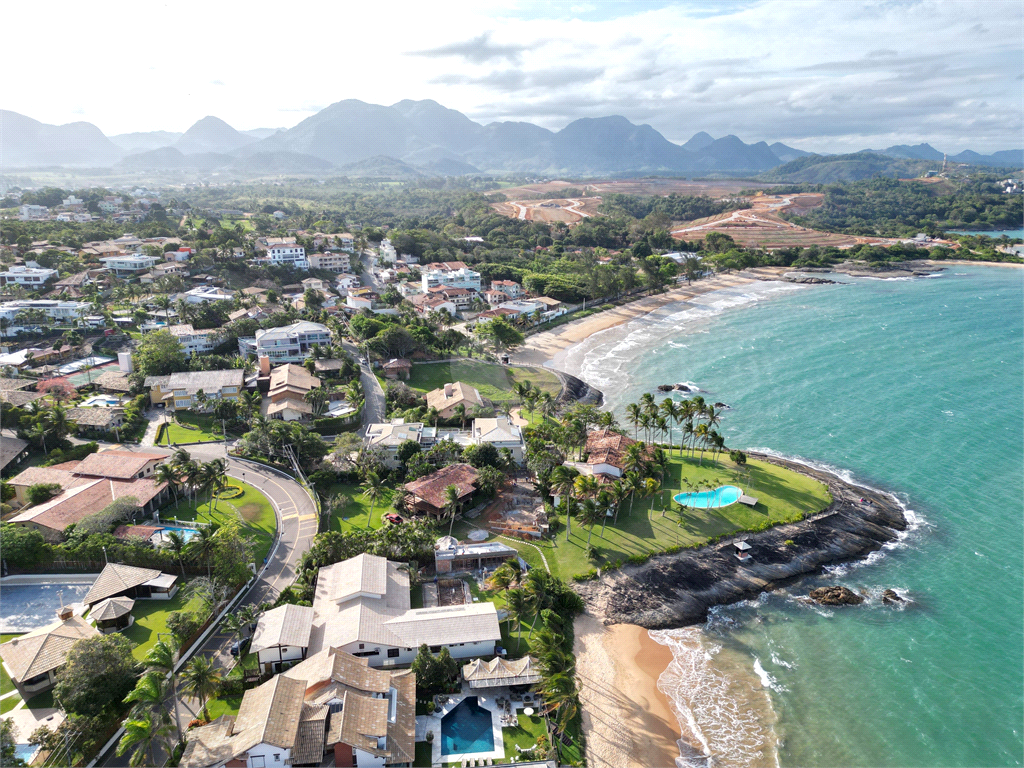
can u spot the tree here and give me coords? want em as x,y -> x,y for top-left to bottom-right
26,482 -> 62,505
506,588 -> 530,651
396,439 -> 421,465
133,329 -> 187,378
410,644 -> 459,696
0,524 -> 49,567
550,465 -> 580,541
463,441 -> 500,469
579,498 -> 604,547
0,718 -> 25,767
212,521 -> 256,586
475,316 -> 524,353
54,634 -> 140,718
180,654 -> 222,718
442,484 -> 461,537
360,471 -> 385,528
36,378 -> 77,403
186,524 -> 218,579
117,711 -> 174,768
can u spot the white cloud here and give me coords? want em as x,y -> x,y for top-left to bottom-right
2,0 -> 1020,152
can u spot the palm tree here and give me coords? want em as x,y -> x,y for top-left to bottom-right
694,423 -> 710,466
442,484 -> 461,537
550,465 -> 580,541
486,563 -> 518,606
608,479 -> 627,527
165,530 -> 187,576
117,711 -> 174,767
27,421 -> 51,453
142,638 -> 182,745
123,671 -> 171,722
187,524 -> 218,579
506,588 -> 530,651
579,498 -> 603,547
155,463 -> 181,508
180,655 -> 222,719
360,471 -> 385,528
638,412 -> 653,443
539,672 -> 579,733
453,403 -> 467,429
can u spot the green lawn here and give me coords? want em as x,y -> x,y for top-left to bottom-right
405,360 -> 562,404
325,483 -> 394,532
0,634 -> 19,696
413,741 -> 433,767
158,413 -> 226,445
163,481 -> 277,563
454,453 -> 831,581
119,589 -> 208,661
205,694 -> 243,720
504,713 -> 548,756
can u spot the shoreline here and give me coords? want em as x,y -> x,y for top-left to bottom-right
573,614 -> 682,768
513,270 -> 786,367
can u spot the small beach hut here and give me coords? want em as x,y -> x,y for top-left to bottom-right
734,540 -> 752,562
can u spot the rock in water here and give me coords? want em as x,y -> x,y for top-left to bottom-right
657,384 -> 674,392
882,589 -> 904,605
809,586 -> 865,606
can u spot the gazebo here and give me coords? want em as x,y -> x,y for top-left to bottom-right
89,596 -> 135,633
462,656 -> 542,689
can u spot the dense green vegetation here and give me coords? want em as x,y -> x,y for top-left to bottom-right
780,177 -> 1023,236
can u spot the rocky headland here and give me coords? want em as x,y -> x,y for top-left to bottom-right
573,453 -> 908,629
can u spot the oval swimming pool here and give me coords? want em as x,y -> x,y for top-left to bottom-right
673,485 -> 742,508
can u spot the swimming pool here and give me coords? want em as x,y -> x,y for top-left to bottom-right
440,697 -> 494,756
156,525 -> 201,544
80,394 -> 122,407
0,578 -> 95,632
673,485 -> 742,508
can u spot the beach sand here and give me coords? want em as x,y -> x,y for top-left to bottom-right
513,271 -> 782,367
574,613 -> 683,768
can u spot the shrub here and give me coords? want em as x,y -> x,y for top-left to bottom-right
0,524 -> 51,568
215,484 -> 244,500
27,482 -> 62,505
572,569 -> 599,582
627,553 -> 650,565
311,416 -> 360,435
167,610 -> 203,643
218,677 -> 245,697
729,450 -> 747,465
1,481 -> 15,502
785,539 -> 796,547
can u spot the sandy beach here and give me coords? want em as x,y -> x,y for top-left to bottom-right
513,271 -> 782,367
574,613 -> 683,768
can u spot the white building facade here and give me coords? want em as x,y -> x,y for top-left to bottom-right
267,244 -> 308,270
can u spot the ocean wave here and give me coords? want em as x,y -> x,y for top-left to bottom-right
752,657 -> 788,692
650,627 -> 781,768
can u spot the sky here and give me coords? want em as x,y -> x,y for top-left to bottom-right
5,0 -> 1022,153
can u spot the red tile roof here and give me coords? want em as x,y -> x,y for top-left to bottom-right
584,430 -> 645,470
404,463 -> 479,511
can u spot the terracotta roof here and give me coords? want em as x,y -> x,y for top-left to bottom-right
585,429 -> 644,470
0,616 -> 99,682
90,596 -> 134,621
82,562 -> 163,606
291,702 -> 329,764
425,381 -> 483,414
7,465 -> 80,488
0,390 -> 45,406
235,674 -> 306,749
404,463 -> 479,510
0,378 -> 34,391
114,524 -> 163,540
269,364 -> 319,395
10,476 -> 165,533
251,604 -> 315,653
74,450 -> 164,479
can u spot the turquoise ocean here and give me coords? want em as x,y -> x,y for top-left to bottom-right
556,265 -> 1023,767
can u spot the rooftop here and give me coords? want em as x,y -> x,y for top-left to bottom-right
0,616 -> 99,682
404,463 -> 479,510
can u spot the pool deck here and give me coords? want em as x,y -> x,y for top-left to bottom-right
418,682 -> 538,765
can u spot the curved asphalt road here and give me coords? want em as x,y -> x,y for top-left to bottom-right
99,444 -> 317,766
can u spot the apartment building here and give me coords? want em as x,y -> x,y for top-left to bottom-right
238,321 -> 332,364
308,252 -> 351,273
421,266 -> 482,292
267,243 -> 308,269
166,324 -> 218,357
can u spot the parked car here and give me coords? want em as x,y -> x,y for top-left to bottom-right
383,513 -> 404,525
230,636 -> 251,657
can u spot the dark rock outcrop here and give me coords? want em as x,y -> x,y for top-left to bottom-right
658,384 -> 674,392
809,586 -> 864,605
554,370 -> 604,406
882,589 -> 905,605
574,452 -> 907,628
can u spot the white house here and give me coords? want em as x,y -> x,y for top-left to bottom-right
305,553 -> 501,668
251,604 -> 315,674
18,205 -> 48,221
472,416 -> 527,464
490,280 -> 522,299
335,273 -> 361,295
308,252 -> 351,273
364,420 -> 427,469
422,266 -> 482,292
0,300 -> 89,335
0,266 -> 58,289
166,324 -> 218,357
238,321 -> 332,364
336,232 -> 355,252
100,254 -> 159,277
181,286 -> 234,304
267,243 -> 308,269
379,239 -> 397,263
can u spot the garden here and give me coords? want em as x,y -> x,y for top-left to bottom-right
404,360 -> 561,404
162,480 -> 277,563
156,412 -> 227,445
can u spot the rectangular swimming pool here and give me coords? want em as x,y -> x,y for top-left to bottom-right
0,578 -> 96,632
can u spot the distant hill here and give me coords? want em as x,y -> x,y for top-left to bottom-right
115,147 -> 233,171
110,130 -> 182,152
757,152 -> 939,183
175,116 -> 257,154
2,103 -> 1020,177
335,155 -> 425,179
0,110 -> 123,167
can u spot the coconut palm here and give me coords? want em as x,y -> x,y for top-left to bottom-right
117,711 -> 174,767
694,423 -> 710,466
486,562 -> 519,605
442,484 -> 461,537
506,588 -> 530,651
142,638 -> 183,745
123,671 -> 171,722
579,498 -> 604,547
550,465 -> 580,541
187,524 -> 218,579
360,471 -> 385,528
155,463 -> 182,508
539,672 -> 579,732
180,654 -> 222,719
164,530 -> 188,576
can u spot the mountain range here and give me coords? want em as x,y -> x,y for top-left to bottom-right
1,102 -> 1020,179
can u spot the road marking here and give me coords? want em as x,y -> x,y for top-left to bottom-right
298,514 -> 317,522
281,514 -> 298,521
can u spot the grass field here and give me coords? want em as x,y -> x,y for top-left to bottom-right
405,360 -> 561,404
158,413 -> 226,445
166,481 -> 277,563
503,713 -> 549,756
324,482 -> 394,532
120,590 -> 208,661
0,634 -> 18,697
453,453 -> 831,581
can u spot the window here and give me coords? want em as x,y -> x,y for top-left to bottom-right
358,643 -> 364,650
250,757 -> 265,768
387,648 -> 400,658
430,645 -> 441,654
273,755 -> 280,763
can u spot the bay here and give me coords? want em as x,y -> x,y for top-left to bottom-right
559,266 -> 1024,767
